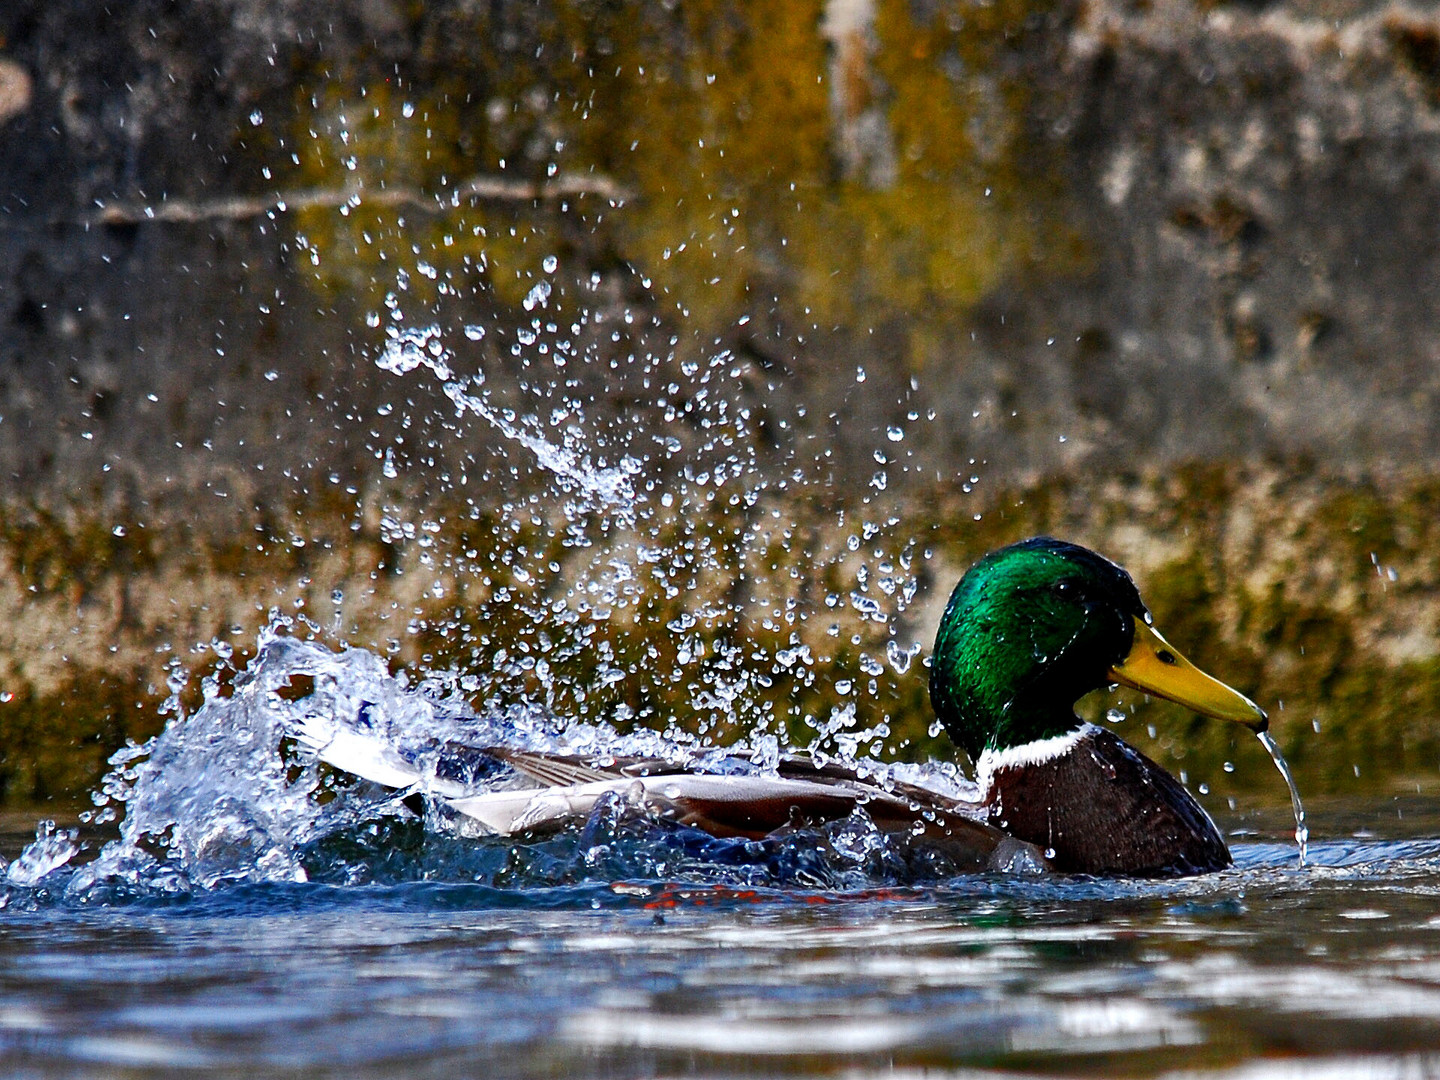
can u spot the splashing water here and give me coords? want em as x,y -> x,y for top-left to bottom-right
358,280 -> 936,771
1257,729 -> 1309,866
33,620 -> 984,899
65,625 -> 627,895
5,821 -> 79,887
376,324 -> 642,523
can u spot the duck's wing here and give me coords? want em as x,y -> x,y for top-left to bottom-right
770,751 -> 989,824
492,748 -> 729,783
493,747 -> 986,832
296,723 -> 1046,873
460,747 -> 870,836
455,751 -> 1044,873
483,747 -> 618,787
293,711 -> 476,798
447,772 -> 860,838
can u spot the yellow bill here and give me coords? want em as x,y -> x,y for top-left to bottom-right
1108,620 -> 1268,731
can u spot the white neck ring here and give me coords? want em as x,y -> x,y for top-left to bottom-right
973,722 -> 1097,797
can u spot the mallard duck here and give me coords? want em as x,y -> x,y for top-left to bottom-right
298,537 -> 1266,877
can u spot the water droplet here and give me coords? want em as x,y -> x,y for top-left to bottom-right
542,255 -> 558,274
522,280 -> 552,311
886,426 -> 904,442
886,640 -> 921,674
249,109 -> 264,126
1105,708 -> 1125,723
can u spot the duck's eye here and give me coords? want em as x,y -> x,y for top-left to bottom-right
1155,649 -> 1177,666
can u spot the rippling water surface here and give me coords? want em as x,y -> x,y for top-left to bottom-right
4,799 -> 1440,1079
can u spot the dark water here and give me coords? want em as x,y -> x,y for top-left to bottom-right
3,800 -> 1440,1079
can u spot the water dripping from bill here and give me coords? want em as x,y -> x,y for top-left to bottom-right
1257,729 -> 1309,866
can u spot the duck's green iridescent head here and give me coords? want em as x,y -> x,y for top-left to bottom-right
930,537 -> 1266,760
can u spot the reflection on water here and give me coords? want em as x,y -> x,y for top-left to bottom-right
3,821 -> 1440,1078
